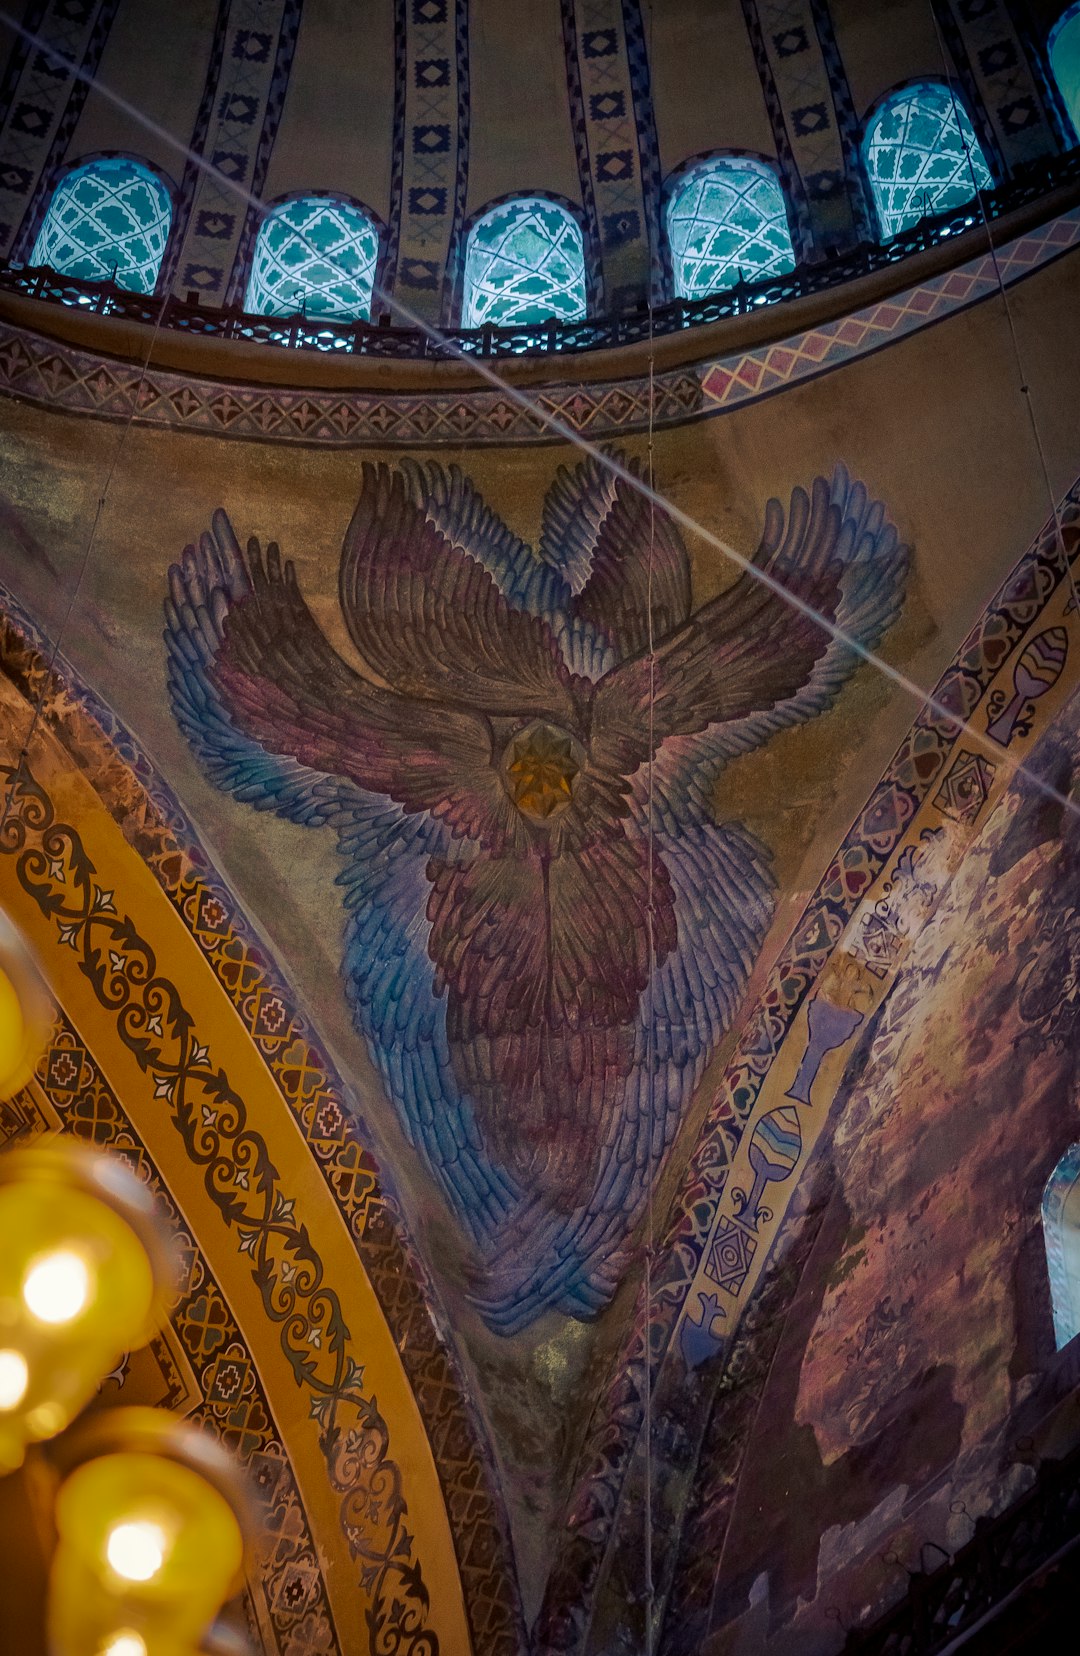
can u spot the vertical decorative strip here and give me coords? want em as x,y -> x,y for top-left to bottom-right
386,0 -> 469,326
739,1 -> 871,260
561,0 -> 662,313
0,0 -> 120,260
808,0 -> 875,244
166,0 -> 303,306
933,0 -> 1058,176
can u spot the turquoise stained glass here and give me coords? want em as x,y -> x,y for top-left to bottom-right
1050,5 -> 1080,140
463,199 -> 587,328
667,158 -> 795,301
30,157 -> 172,292
245,197 -> 379,320
864,83 -> 993,241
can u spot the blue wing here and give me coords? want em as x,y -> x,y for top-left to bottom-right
402,457 -> 616,680
468,466 -> 909,1327
333,795 -> 523,1245
164,507 -> 521,1245
164,509 -> 345,826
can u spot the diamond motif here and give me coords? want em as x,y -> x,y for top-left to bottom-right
704,1216 -> 757,1297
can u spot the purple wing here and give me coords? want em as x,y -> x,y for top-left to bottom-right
164,512 -> 522,1243
470,467 -> 909,1328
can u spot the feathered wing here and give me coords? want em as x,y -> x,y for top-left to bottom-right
164,510 -> 523,1243
165,465 -> 909,1331
399,456 -> 616,680
539,452 -> 693,660
474,467 -> 910,1326
679,465 -> 911,771
339,463 -> 585,719
165,510 -> 345,827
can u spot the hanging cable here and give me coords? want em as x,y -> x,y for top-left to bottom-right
642,167 -> 658,1656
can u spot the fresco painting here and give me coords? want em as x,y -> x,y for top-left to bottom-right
163,456 -> 908,1332
663,684 -> 1080,1654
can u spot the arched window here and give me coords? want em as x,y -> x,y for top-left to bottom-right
1044,1143 -> 1080,1350
29,156 -> 172,292
1049,5 -> 1080,140
666,157 -> 796,302
462,198 -> 587,328
244,196 -> 380,320
863,82 -> 994,241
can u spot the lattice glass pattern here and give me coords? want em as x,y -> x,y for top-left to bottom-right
245,198 -> 379,320
1050,5 -> 1080,141
30,157 -> 172,292
864,83 -> 994,240
463,199 -> 587,328
667,159 -> 795,300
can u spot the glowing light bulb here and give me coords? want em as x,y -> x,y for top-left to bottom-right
0,1348 -> 28,1409
102,1635 -> 146,1656
22,1248 -> 91,1324
105,1520 -> 167,1583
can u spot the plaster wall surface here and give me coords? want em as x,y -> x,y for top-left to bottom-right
466,0 -> 581,214
830,0 -> 957,121
262,0 -> 397,221
649,0 -> 777,175
65,0 -> 218,185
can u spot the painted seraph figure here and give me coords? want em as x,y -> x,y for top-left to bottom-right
165,456 -> 908,1333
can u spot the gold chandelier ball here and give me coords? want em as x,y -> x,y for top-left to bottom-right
0,1139 -> 178,1474
0,907 -> 53,1102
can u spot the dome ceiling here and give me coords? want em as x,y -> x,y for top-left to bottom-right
3,5 -> 1080,1656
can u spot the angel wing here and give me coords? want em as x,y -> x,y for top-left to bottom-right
464,459 -> 909,1328
165,459 -> 909,1333
163,510 -> 523,1245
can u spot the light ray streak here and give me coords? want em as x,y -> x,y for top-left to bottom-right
0,8 -> 1078,820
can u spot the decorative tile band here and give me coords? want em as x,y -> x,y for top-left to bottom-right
808,0 -> 875,244
167,0 -> 303,307
739,0 -> 813,261
741,0 -> 869,257
934,0 -> 1059,176
0,0 -> 121,261
1,201 -> 1075,446
9,1012 -> 341,1656
387,0 -> 470,324
0,596 -> 525,1656
561,0 -> 664,310
1,754 -> 450,1653
535,486 -> 1080,1651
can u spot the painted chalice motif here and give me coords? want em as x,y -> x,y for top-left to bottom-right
164,454 -> 908,1332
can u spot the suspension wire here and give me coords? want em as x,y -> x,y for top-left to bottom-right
927,3 -> 1080,620
643,65 -> 658,1655
1,1 -> 1080,837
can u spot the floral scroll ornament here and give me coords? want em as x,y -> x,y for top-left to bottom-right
164,454 -> 909,1332
0,761 -> 440,1656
